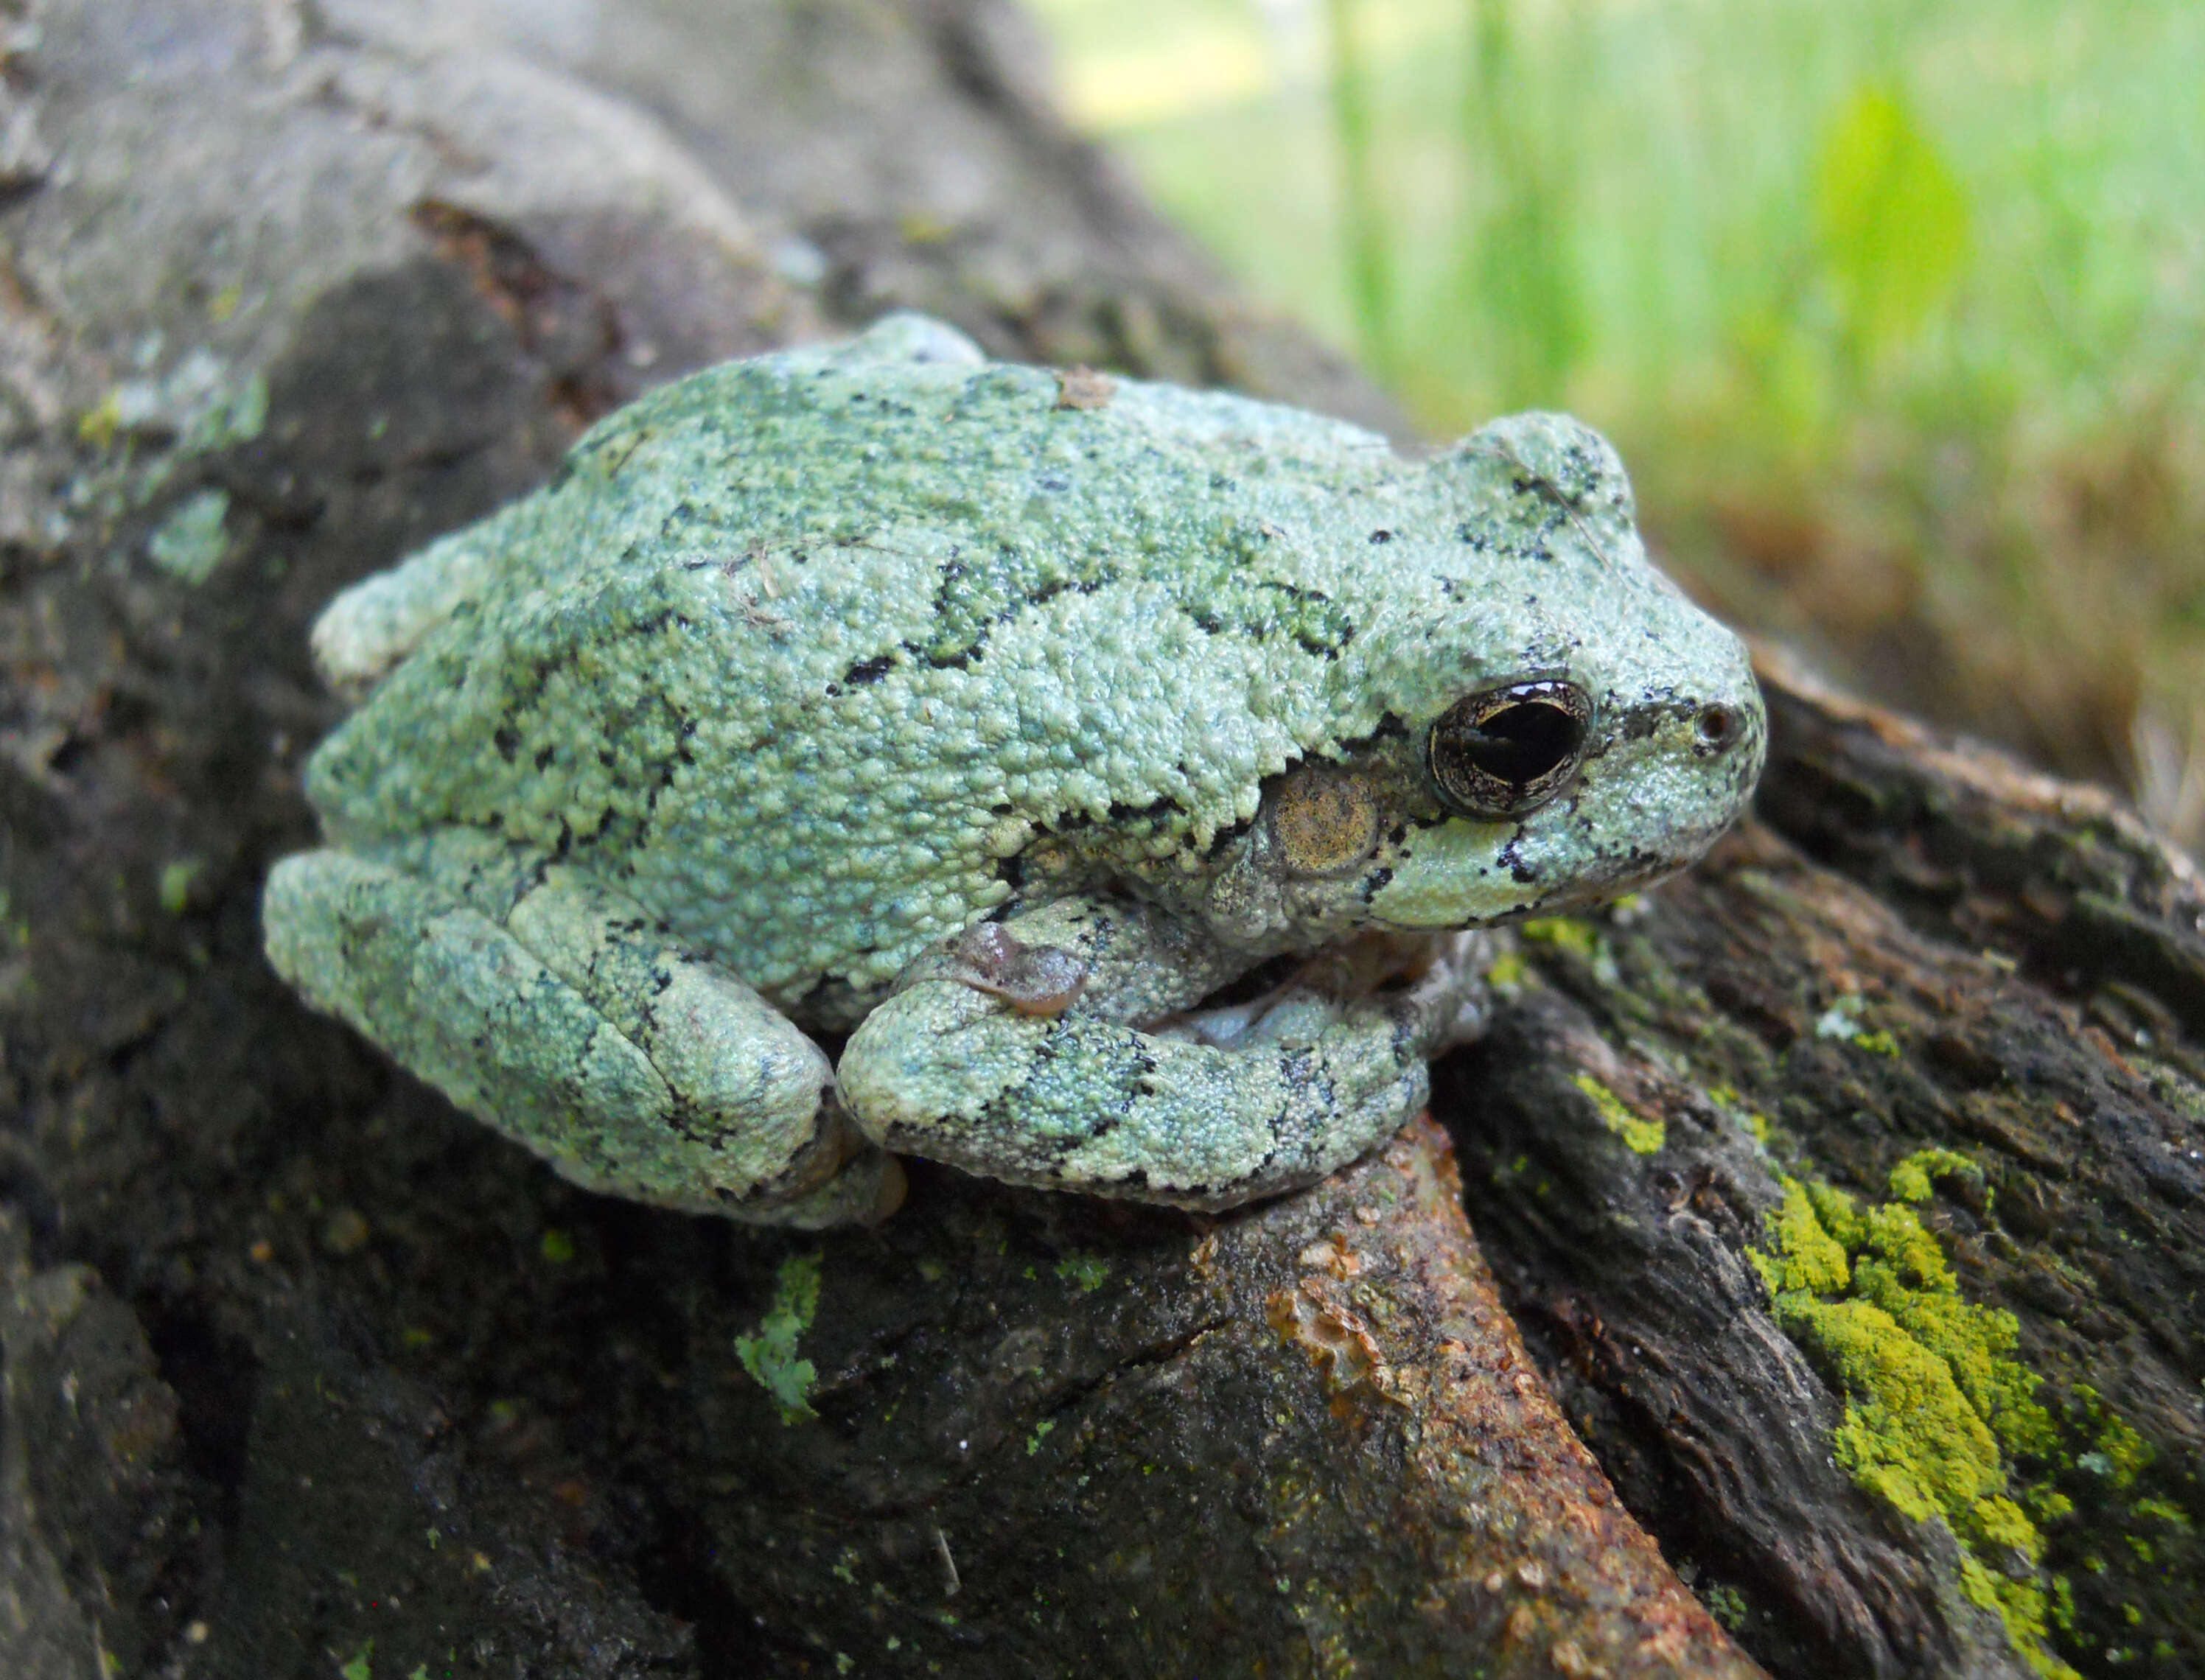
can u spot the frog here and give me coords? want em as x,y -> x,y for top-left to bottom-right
263,313 -> 1765,1229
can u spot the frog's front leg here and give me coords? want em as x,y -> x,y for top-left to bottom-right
264,841 -> 901,1228
836,897 -> 1487,1209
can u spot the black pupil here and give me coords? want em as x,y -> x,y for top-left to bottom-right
1464,701 -> 1583,787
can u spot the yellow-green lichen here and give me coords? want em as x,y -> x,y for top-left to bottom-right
1484,948 -> 1529,990
1747,1179 -> 1851,1296
158,857 -> 205,914
1572,1072 -> 1664,1155
2026,1483 -> 2075,1522
1811,1180 -> 1866,1242
1520,915 -> 1622,984
1960,1554 -> 2071,1680
1753,1174 -> 2075,1679
2094,1409 -> 2153,1490
735,1251 -> 823,1424
78,390 -> 126,449
1520,916 -> 1600,958
1889,1147 -> 1984,1205
1848,1202 -> 2053,1455
2069,1383 -> 2158,1498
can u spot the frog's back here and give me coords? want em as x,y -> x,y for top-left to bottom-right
306,318 -> 1403,1016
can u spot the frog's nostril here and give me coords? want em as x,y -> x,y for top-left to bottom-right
1697,705 -> 1737,748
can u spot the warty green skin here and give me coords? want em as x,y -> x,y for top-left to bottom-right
263,315 -> 1764,1226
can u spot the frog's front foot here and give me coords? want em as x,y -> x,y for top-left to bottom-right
836,902 -> 1489,1209
265,843 -> 902,1228
1155,928 -> 1490,1057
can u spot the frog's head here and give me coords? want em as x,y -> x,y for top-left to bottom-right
1229,412 -> 1765,942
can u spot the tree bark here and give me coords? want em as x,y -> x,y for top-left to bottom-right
0,4 -> 2196,1678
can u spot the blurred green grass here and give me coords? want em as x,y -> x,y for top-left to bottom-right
1030,0 -> 2205,847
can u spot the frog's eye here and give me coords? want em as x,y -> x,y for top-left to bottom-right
1426,680 -> 1591,819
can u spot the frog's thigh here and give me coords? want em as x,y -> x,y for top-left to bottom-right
264,850 -> 898,1227
838,932 -> 1431,1212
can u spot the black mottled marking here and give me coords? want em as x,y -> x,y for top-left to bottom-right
1279,1045 -> 1318,1099
660,1094 -> 724,1147
1497,827 -> 1538,885
494,592 -> 696,724
1295,629 -> 1352,661
1358,866 -> 1394,904
913,637 -> 982,672
1199,811 -> 1257,858
1260,579 -> 1357,659
534,745 -> 554,771
493,725 -> 520,763
918,547 -> 1122,672
1106,794 -> 1178,825
1335,712 -> 1408,755
842,653 -> 895,687
1369,530 -> 1394,544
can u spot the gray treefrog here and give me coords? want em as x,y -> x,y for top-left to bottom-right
264,315 -> 1764,1228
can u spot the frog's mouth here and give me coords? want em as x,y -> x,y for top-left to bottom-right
1148,928 -> 1487,1055
1362,761 -> 1756,930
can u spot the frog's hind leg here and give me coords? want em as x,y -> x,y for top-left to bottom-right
836,896 -> 1487,1210
264,841 -> 901,1228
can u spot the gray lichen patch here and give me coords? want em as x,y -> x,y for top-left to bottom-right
146,488 -> 232,584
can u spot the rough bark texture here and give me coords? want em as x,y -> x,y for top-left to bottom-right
0,3 -> 2198,1678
